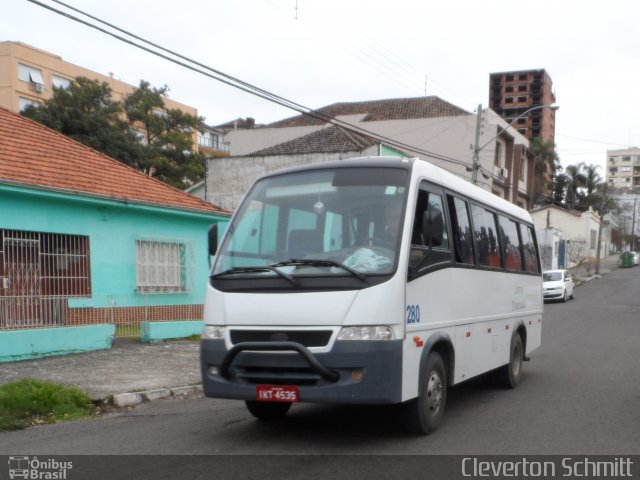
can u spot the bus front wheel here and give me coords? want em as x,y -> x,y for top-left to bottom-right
245,400 -> 291,420
403,351 -> 447,435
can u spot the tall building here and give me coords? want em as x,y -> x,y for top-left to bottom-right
0,41 -> 229,157
607,147 -> 640,190
489,69 -> 557,144
607,148 -> 640,250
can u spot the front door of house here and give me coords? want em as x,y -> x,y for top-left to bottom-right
1,231 -> 42,327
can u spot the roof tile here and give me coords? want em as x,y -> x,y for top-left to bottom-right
247,126 -> 377,156
267,96 -> 470,128
0,107 -> 229,215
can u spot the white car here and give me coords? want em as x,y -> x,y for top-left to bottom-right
543,269 -> 575,302
633,252 -> 640,266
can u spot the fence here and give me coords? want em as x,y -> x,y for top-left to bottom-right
0,293 -> 204,338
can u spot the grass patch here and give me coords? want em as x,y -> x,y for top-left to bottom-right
0,379 -> 94,431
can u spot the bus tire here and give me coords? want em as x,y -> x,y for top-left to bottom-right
245,400 -> 291,420
403,351 -> 447,435
497,333 -> 523,389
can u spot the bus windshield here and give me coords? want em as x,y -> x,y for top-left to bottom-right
212,167 -> 409,281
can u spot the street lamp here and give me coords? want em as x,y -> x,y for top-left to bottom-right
470,103 -> 560,185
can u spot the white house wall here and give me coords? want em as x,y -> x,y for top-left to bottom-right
532,207 -> 601,259
536,227 -> 563,270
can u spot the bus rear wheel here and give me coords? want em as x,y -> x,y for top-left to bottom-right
245,400 -> 292,420
496,333 -> 523,389
403,351 -> 447,435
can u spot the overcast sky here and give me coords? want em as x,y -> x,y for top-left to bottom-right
4,0 -> 640,173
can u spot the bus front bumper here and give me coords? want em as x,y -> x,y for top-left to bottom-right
200,339 -> 403,404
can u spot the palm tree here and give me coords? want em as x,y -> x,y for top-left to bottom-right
583,164 -> 602,197
564,164 -> 587,210
531,138 -> 560,206
551,172 -> 568,205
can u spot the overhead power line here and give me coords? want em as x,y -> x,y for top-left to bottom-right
29,0 -> 475,168
557,133 -> 636,149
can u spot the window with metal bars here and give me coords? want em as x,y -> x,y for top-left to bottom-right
0,229 -> 91,298
135,238 -> 193,293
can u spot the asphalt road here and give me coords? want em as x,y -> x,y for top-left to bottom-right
1,267 -> 639,465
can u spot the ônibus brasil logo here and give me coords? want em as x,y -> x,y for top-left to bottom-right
8,456 -> 73,480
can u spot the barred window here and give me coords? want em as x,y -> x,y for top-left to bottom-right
135,238 -> 193,293
0,229 -> 91,298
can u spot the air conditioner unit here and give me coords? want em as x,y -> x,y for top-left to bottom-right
499,168 -> 509,179
34,83 -> 44,93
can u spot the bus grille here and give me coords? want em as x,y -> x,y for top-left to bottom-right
229,330 -> 332,348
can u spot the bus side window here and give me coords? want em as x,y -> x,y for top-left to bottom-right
448,195 -> 475,264
409,190 -> 451,273
498,215 -> 524,271
521,224 -> 540,273
471,205 -> 501,268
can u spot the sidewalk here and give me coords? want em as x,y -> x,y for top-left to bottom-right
0,338 -> 201,406
571,254 -> 620,280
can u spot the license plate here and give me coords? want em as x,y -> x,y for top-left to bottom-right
256,385 -> 299,402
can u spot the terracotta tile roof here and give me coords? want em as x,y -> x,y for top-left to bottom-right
246,126 -> 378,157
0,107 -> 229,216
267,96 -> 471,128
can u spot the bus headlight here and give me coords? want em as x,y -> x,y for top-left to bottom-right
202,325 -> 226,340
337,326 -> 395,341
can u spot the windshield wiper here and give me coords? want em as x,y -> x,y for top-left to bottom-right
211,266 -> 298,287
271,259 -> 369,284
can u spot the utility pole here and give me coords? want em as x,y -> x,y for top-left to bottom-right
595,184 -> 608,275
471,104 -> 482,185
470,103 -> 558,187
632,197 -> 638,251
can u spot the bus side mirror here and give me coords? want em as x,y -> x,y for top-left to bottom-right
422,209 -> 443,248
208,223 -> 218,256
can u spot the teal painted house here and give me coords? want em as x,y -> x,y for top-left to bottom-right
0,107 -> 230,360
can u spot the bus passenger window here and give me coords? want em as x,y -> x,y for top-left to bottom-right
409,190 -> 451,273
521,225 -> 540,273
471,205 -> 501,268
498,215 -> 524,271
448,196 -> 475,264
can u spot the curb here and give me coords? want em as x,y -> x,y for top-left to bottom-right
110,384 -> 203,408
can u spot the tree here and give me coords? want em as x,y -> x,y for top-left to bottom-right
21,77 -> 204,189
583,164 -> 601,198
123,81 -> 204,189
531,138 -> 560,206
551,170 -> 568,205
583,180 -> 618,215
21,77 -> 142,166
564,164 -> 587,210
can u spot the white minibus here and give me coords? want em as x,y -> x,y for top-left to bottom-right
201,156 -> 543,434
